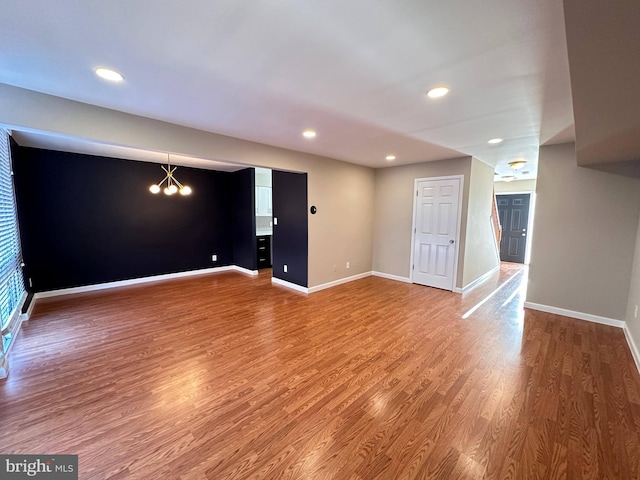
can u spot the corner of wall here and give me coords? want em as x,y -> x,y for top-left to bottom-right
461,158 -> 500,288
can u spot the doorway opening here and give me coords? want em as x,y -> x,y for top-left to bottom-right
496,193 -> 535,264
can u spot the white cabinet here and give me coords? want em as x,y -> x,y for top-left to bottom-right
256,186 -> 272,216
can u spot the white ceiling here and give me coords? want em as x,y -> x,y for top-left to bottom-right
0,0 -> 575,179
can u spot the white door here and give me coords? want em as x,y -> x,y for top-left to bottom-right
412,177 -> 461,290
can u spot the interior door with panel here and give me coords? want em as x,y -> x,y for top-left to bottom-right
412,177 -> 461,291
496,193 -> 530,263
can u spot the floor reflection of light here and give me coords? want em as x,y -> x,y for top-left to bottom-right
461,272 -> 522,319
158,369 -> 202,410
501,285 -> 521,308
504,276 -> 528,327
370,392 -> 387,416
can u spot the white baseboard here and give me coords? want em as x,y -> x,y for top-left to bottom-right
308,272 -> 372,293
459,265 -> 500,294
22,296 -> 36,320
371,271 -> 412,284
34,266 -> 238,299
523,302 -> 625,328
232,266 -> 259,276
623,325 -> 640,376
523,302 -> 640,376
271,277 -> 309,294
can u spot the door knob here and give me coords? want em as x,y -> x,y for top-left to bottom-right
449,239 -> 455,244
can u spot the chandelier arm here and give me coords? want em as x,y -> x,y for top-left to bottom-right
157,173 -> 170,186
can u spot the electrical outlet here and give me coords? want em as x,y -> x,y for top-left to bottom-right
211,254 -> 217,262
284,264 -> 288,273
274,217 -> 278,225
346,261 -> 350,269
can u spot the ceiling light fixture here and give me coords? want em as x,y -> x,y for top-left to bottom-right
95,68 -> 124,82
501,175 -> 516,182
149,155 -> 192,196
427,86 -> 449,98
488,138 -> 503,144
385,155 -> 396,161
302,130 -> 317,138
509,160 -> 527,170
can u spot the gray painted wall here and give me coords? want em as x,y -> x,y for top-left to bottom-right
625,221 -> 640,357
0,83 -> 375,288
527,143 -> 640,320
372,157 -> 472,288
494,179 -> 537,193
462,159 -> 500,286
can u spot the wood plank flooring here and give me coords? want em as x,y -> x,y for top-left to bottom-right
2,263 -> 640,479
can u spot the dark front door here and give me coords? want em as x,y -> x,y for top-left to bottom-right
497,194 -> 530,264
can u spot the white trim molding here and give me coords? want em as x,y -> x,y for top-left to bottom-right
232,266 -> 259,276
308,272 -> 372,293
523,302 -> 625,328
623,325 -> 640,375
523,302 -> 640,376
371,271 -> 412,284
21,296 -> 36,320
34,266 -> 237,299
271,277 -> 309,294
459,265 -> 500,294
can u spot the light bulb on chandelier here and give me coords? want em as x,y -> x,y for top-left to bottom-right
148,155 -> 192,196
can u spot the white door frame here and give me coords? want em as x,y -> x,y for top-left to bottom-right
409,175 -> 464,291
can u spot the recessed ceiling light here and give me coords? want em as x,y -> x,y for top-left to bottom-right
302,130 -> 316,139
385,155 -> 396,161
488,138 -> 503,144
426,86 -> 449,98
95,68 -> 124,82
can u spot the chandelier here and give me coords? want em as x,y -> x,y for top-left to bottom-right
149,155 -> 192,196
508,160 -> 527,170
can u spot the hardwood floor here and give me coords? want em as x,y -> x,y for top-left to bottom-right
2,263 -> 640,479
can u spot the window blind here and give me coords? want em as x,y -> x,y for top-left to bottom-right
0,128 -> 25,352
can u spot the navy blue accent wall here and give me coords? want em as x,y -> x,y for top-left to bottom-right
272,170 -> 308,287
231,168 -> 257,270
12,146 -> 236,292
